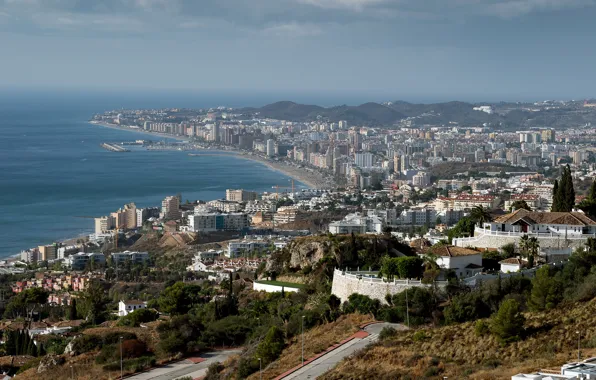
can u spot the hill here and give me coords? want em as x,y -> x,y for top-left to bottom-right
321,299 -> 596,379
243,101 -> 406,125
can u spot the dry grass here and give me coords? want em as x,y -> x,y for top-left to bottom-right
321,299 -> 596,379
245,313 -> 373,380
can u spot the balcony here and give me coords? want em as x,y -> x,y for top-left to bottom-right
474,227 -> 596,240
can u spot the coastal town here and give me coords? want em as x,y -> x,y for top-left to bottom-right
3,99 -> 596,379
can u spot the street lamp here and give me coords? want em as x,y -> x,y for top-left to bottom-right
576,331 -> 581,361
120,336 -> 124,380
258,357 -> 262,380
302,315 -> 305,367
70,365 -> 73,380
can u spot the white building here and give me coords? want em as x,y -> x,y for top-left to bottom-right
423,245 -> 483,278
118,300 -> 148,316
328,213 -> 384,234
354,152 -> 373,168
245,200 -> 276,214
397,207 -> 437,226
266,139 -> 275,157
67,252 -> 106,270
111,251 -> 150,266
188,212 -> 250,232
412,171 -> 431,188
499,258 -> 524,273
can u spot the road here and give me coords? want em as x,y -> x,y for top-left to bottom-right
281,323 -> 406,380
126,349 -> 242,380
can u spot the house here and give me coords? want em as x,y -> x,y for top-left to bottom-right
328,213 -> 384,234
423,245 -> 483,278
118,300 -> 147,316
499,258 -> 525,273
453,209 -> 596,250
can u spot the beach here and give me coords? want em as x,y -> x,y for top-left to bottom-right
90,122 -> 335,189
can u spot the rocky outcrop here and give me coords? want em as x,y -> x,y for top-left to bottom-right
289,240 -> 334,269
37,355 -> 65,373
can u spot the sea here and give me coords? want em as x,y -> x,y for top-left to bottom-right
0,89 -> 325,259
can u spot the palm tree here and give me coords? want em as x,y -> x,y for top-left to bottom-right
518,234 -> 535,267
470,205 -> 493,227
527,237 -> 539,267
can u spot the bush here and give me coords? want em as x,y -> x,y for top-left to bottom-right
490,299 -> 525,344
475,320 -> 489,336
72,335 -> 103,354
412,331 -> 427,342
95,340 -> 148,364
342,294 -> 381,317
256,326 -> 285,365
236,357 -> 260,379
118,308 -> 159,327
204,362 -> 224,380
379,326 -> 398,341
103,332 -> 137,345
424,366 -> 440,377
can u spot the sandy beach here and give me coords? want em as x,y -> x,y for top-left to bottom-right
89,122 -> 336,189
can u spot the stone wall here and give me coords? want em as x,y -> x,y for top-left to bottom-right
453,234 -> 588,250
331,269 -> 447,305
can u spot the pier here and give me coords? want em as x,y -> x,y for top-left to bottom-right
100,143 -> 130,152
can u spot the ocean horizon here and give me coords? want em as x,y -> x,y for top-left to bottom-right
0,91 -> 307,259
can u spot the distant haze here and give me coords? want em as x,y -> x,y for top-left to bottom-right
0,0 -> 595,99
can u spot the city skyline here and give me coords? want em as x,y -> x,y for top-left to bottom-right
1,0 -> 596,99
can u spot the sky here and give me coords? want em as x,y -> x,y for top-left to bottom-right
0,0 -> 595,102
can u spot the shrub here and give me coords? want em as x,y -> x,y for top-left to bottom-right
424,366 -> 440,377
412,331 -> 427,342
379,326 -> 398,341
103,332 -> 137,345
475,320 -> 489,336
72,335 -> 103,354
205,362 -> 224,380
118,308 -> 159,327
490,299 -> 525,344
236,358 -> 260,379
256,326 -> 285,365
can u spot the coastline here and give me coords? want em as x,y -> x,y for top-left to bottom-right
88,121 -> 334,189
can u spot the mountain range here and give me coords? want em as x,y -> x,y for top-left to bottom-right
241,100 -> 596,129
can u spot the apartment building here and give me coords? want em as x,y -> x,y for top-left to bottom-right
226,189 -> 259,202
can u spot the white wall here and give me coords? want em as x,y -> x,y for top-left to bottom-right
500,263 -> 520,273
253,282 -> 300,293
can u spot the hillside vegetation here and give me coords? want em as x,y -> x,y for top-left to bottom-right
322,299 -> 596,379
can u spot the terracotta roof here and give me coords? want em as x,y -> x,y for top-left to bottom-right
121,299 -> 146,305
499,258 -> 524,265
410,238 -> 432,250
427,245 -> 481,257
494,209 -> 596,226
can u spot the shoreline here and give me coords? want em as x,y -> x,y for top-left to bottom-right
89,121 -> 334,189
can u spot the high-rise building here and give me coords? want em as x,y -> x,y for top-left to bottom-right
95,215 -> 115,234
210,124 -> 220,142
400,155 -> 410,172
393,153 -> 401,174
338,120 -> 348,130
541,129 -> 556,143
226,189 -> 259,202
110,203 -> 137,229
39,244 -> 57,261
355,152 -> 373,168
162,196 -> 182,220
413,172 -> 431,187
266,139 -> 275,157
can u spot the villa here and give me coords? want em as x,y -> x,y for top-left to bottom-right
453,209 -> 596,250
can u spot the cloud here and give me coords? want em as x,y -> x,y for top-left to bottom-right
481,0 -> 594,18
296,0 -> 387,11
0,0 -> 594,36
262,22 -> 322,37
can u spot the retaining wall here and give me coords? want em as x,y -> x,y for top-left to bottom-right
331,269 -> 447,305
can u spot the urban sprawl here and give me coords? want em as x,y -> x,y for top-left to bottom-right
4,99 -> 596,379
